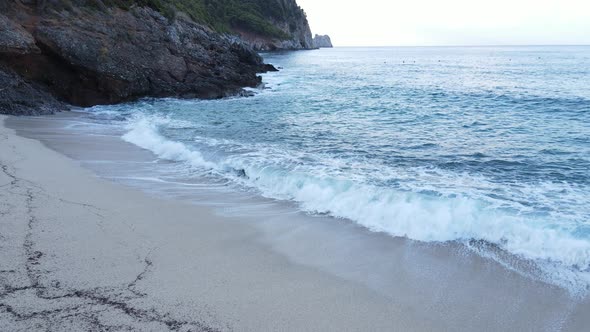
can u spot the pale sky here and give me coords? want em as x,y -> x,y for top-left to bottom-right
297,0 -> 590,46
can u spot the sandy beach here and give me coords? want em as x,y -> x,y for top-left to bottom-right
2,0 -> 589,330
1,113 -> 589,331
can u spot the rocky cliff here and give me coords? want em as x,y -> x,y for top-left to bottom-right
229,0 -> 315,51
104,0 -> 316,51
0,0 -> 278,115
313,34 -> 333,48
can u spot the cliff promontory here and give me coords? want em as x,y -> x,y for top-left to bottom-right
1,0 -> 315,115
224,0 -> 315,51
138,0 -> 314,51
105,0 -> 316,51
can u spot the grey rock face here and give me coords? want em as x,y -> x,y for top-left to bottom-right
0,11 -> 66,115
313,34 -> 333,48
0,13 -> 40,55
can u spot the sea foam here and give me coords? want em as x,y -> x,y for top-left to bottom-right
121,113 -> 590,293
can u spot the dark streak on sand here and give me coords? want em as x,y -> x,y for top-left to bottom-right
0,133 -> 219,332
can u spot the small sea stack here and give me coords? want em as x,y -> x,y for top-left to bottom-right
313,34 -> 334,48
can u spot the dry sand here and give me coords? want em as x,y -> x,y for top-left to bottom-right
1,114 -> 589,331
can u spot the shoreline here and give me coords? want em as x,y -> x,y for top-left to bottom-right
2,113 -> 590,331
0,114 -> 431,331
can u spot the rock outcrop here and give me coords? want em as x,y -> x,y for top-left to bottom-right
0,11 -> 68,115
0,66 -> 68,116
313,34 -> 333,48
0,1 -> 275,115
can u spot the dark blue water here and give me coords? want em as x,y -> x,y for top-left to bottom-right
81,46 -> 590,290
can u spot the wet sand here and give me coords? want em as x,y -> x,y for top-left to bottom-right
1,114 -> 589,331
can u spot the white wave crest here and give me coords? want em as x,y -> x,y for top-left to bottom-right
122,114 -> 590,293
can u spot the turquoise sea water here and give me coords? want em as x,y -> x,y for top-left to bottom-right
80,46 -> 590,291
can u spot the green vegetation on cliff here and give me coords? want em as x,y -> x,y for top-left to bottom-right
97,0 -> 305,40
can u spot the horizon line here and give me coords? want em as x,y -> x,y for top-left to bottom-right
329,44 -> 590,48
